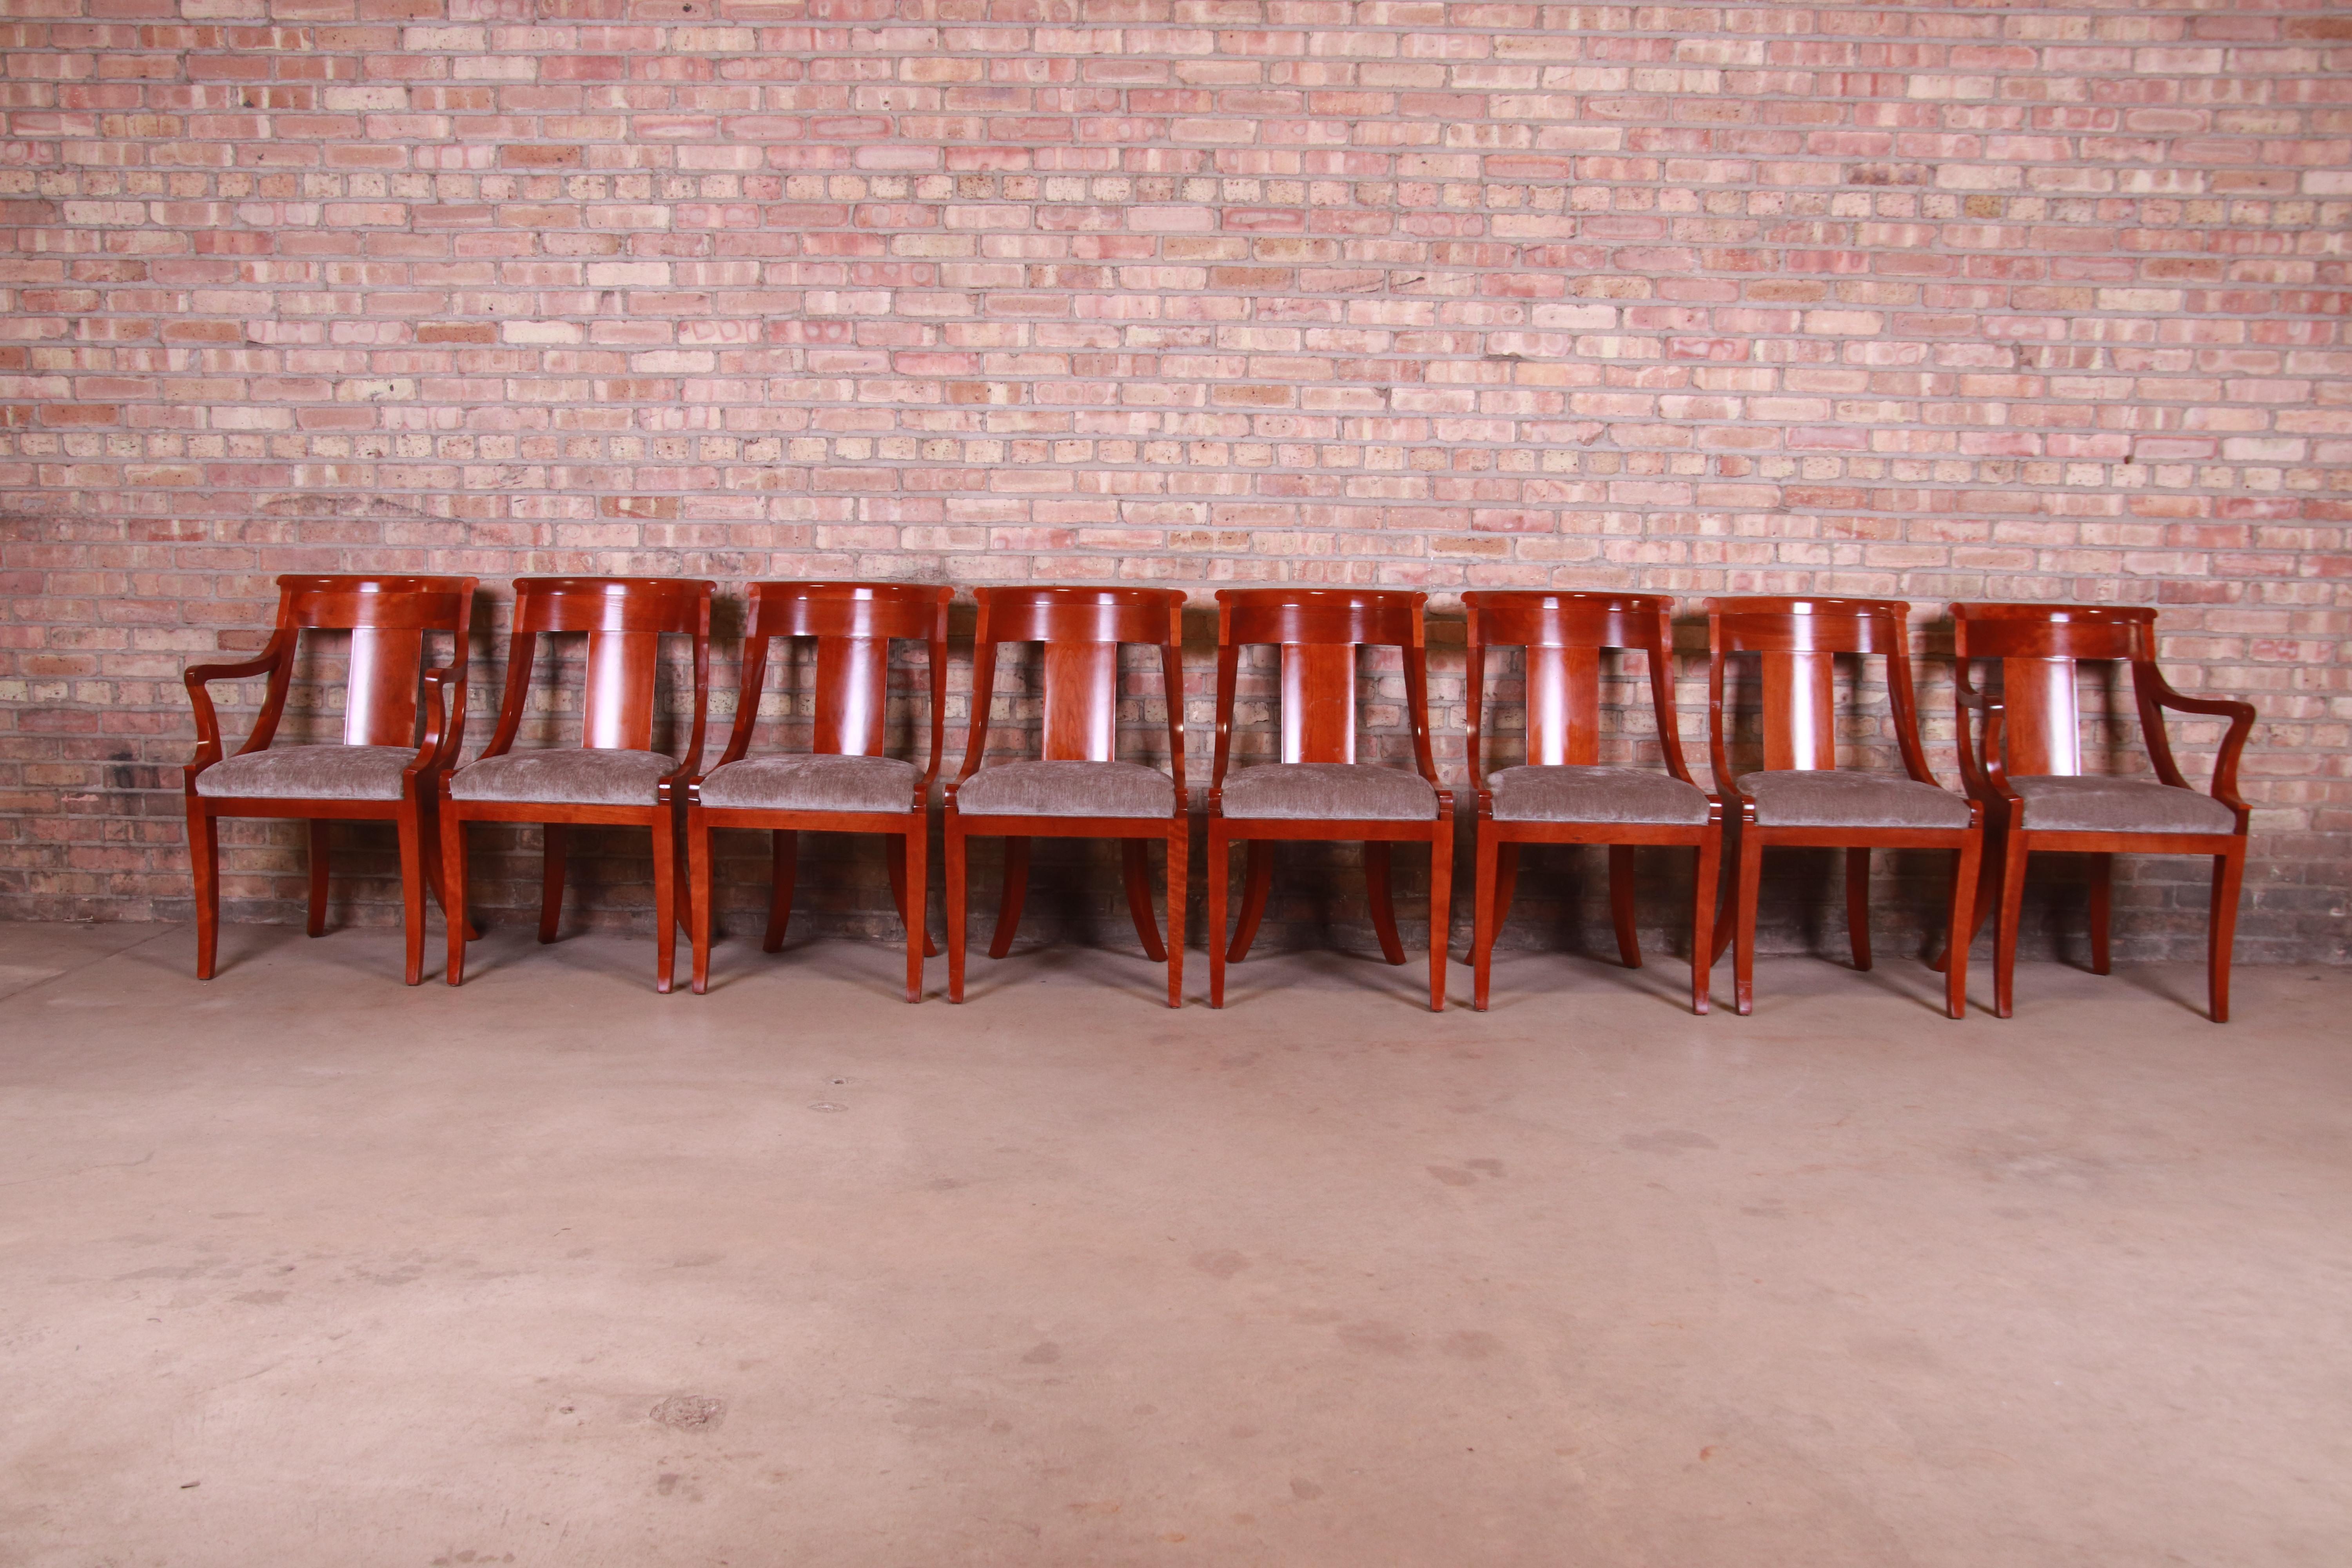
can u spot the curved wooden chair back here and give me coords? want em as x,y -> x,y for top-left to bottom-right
484,577 -> 713,757
1463,590 -> 1692,785
724,582 -> 951,776
1211,588 -> 1434,775
1703,595 -> 1933,786
960,585 -> 1187,776
1950,603 -> 2158,781
239,575 -> 476,753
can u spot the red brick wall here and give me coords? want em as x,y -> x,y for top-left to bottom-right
3,0 -> 2348,964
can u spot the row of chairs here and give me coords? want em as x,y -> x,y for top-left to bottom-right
184,577 -> 2255,1020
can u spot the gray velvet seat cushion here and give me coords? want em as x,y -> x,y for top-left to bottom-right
1737,770 -> 1971,830
1221,762 -> 1438,822
448,748 -> 672,807
957,759 -> 1175,818
194,744 -> 415,801
697,754 -> 919,814
1490,764 -> 1710,826
2011,774 -> 2235,835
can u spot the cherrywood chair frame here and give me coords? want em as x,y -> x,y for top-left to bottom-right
440,576 -> 713,993
184,574 -> 478,985
944,586 -> 1190,1008
1207,588 -> 1453,1011
1946,603 -> 2254,1022
1705,597 -> 1982,1020
685,582 -> 951,1001
1464,591 -> 1722,1014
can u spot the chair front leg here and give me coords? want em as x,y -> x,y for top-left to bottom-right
441,809 -> 470,987
188,800 -> 221,981
1207,821 -> 1230,1009
651,810 -> 679,995
1945,831 -> 1980,1022
397,798 -> 427,986
901,818 -> 928,1004
1689,829 -> 1721,1016
307,819 -> 332,938
1995,830 -> 2029,1019
946,815 -> 969,1003
1426,825 -> 1451,1013
1163,820 -> 1187,1010
886,831 -> 939,961
1472,825 -> 1499,1012
687,809 -> 714,995
2208,844 -> 2245,1024
1733,831 -> 1763,1016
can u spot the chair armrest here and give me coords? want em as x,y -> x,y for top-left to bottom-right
1951,687 -> 2018,804
2148,683 -> 2256,817
416,664 -> 467,774
184,646 -> 289,767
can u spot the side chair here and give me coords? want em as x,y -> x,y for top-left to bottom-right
1705,596 -> 1982,1020
440,576 -> 713,993
944,586 -> 1189,1007
1945,603 -> 2254,1021
1207,588 -> 1452,1012
1464,590 -> 1721,1014
183,573 -> 477,985
685,581 -> 950,1000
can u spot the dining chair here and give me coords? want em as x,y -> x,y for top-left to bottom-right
685,581 -> 950,1000
1464,590 -> 1721,1013
944,586 -> 1189,1007
183,573 -> 477,985
439,576 -> 713,993
1206,588 -> 1452,1011
1704,596 -> 1982,1020
1945,603 -> 2254,1021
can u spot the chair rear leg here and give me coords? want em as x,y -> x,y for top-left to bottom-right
538,822 -> 567,944
1688,829 -> 1720,1015
1364,841 -> 1407,966
1122,838 -> 1167,962
1493,842 -> 1519,928
189,802 -> 221,980
1227,840 -> 1273,962
2088,852 -> 2113,975
1845,846 -> 1871,971
307,819 -> 332,938
987,836 -> 1029,960
1608,843 -> 1642,969
762,828 -> 798,952
2208,845 -> 2244,1024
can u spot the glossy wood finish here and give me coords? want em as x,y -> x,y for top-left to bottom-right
1463,592 -> 1722,1014
183,574 -> 477,985
1704,597 -> 1982,1020
945,586 -> 1189,1007
1946,603 -> 2254,1021
1207,588 -> 1452,1011
439,577 -> 713,993
685,581 -> 951,1000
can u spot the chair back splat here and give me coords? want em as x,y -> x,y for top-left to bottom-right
1462,591 -> 1691,783
1703,596 -> 1934,788
724,582 -> 951,768
485,577 -> 712,757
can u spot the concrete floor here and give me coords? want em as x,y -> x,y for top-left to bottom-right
1,921 -> 2347,1567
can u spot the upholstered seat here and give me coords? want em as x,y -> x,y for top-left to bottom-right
448,748 -> 672,807
193,744 -> 415,802
1489,764 -> 1709,826
957,759 -> 1174,818
1221,762 -> 1438,822
2010,774 -> 2235,835
1736,770 -> 1971,830
698,753 -> 918,814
